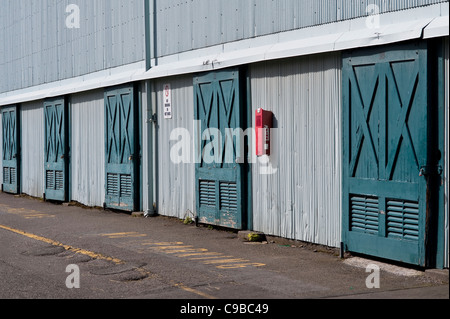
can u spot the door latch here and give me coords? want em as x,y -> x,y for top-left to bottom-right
147,113 -> 157,124
419,165 -> 443,177
419,166 -> 427,177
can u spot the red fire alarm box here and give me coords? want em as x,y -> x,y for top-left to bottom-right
256,108 -> 273,156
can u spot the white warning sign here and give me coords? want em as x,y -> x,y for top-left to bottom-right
163,84 -> 172,119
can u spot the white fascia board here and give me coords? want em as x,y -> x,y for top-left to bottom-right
424,1 -> 449,39
264,32 -> 342,61
334,18 -> 432,51
0,61 -> 146,107
423,15 -> 449,39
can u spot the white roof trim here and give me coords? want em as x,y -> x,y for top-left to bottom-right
333,18 -> 432,51
423,15 -> 449,39
0,62 -> 146,107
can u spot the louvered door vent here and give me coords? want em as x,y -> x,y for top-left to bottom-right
220,182 -> 238,211
46,170 -> 55,189
120,174 -> 132,198
350,195 -> 379,235
387,199 -> 419,241
3,167 -> 11,184
199,180 -> 216,208
55,171 -> 64,190
107,173 -> 119,197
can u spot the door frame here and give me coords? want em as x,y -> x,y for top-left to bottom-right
1,104 -> 21,194
426,38 -> 446,269
341,39 -> 445,268
193,67 -> 251,230
104,83 -> 141,212
43,96 -> 69,202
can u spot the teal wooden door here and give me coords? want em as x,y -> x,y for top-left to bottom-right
343,42 -> 430,266
2,105 -> 20,194
104,85 -> 139,212
44,98 -> 69,201
194,69 -> 245,229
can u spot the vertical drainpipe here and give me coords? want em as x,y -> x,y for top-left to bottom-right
145,0 -> 158,71
144,0 -> 158,216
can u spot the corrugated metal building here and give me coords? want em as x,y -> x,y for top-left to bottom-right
0,0 -> 448,268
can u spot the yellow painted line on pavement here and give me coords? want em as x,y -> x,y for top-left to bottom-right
153,245 -> 194,250
151,242 -> 184,246
24,214 -> 52,219
0,204 -> 55,219
203,258 -> 250,265
174,283 -> 218,300
143,241 -> 266,269
166,248 -> 210,254
101,232 -> 147,239
0,224 -> 123,264
216,262 -> 266,269
189,255 -> 233,260
176,252 -> 224,258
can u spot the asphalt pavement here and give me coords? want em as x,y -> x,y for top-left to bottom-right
0,191 -> 448,314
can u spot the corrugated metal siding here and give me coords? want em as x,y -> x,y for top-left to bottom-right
154,75 -> 195,219
153,0 -> 447,57
0,0 -> 146,94
250,53 -> 342,247
337,0 -> 447,19
70,90 -> 105,207
444,36 -> 449,268
20,101 -> 45,198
